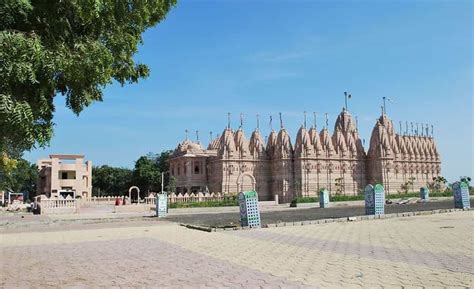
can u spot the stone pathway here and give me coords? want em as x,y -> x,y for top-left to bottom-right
1,211 -> 473,288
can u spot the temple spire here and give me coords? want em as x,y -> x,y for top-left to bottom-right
325,113 -> 329,129
256,114 -> 260,130
431,124 -> 434,138
227,112 -> 231,129
405,121 -> 408,136
209,131 -> 213,142
185,129 -> 188,141
239,113 -> 244,128
196,130 -> 199,143
269,115 -> 273,131
279,112 -> 283,129
313,112 -> 317,129
399,121 -> 402,135
410,122 -> 414,135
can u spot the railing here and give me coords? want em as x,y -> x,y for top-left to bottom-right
145,197 -> 156,205
41,198 -> 77,208
88,196 -> 123,204
168,192 -> 231,203
80,193 -> 235,205
35,195 -> 78,214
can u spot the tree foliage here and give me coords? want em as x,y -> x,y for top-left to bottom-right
91,151 -> 172,197
132,155 -> 161,194
0,158 -> 37,195
0,0 -> 176,165
92,165 -> 132,196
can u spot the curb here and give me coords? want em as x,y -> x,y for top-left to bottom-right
182,208 -> 471,233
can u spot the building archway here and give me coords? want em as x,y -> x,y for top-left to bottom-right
128,186 -> 140,203
236,172 -> 256,192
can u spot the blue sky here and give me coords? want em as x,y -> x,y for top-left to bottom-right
25,0 -> 472,182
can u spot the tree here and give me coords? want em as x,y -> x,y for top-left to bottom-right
400,177 -> 415,194
334,177 -> 344,195
429,176 -> 447,192
166,176 -> 176,193
92,165 -> 132,196
0,158 -> 37,197
460,176 -> 471,184
0,0 -> 177,166
132,155 -> 161,195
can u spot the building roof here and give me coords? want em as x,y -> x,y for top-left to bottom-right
49,154 -> 85,159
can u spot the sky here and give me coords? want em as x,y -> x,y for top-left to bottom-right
24,0 -> 473,182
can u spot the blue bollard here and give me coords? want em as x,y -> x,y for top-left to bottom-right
319,189 -> 330,208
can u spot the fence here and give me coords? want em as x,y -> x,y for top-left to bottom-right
85,196 -> 124,205
168,192 -> 231,203
82,192 -> 235,205
36,195 -> 77,214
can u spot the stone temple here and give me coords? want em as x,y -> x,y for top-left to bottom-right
168,108 -> 441,202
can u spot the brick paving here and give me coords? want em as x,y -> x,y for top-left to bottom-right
1,211 -> 473,288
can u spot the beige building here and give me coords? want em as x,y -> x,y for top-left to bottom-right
37,154 -> 92,199
169,109 -> 441,202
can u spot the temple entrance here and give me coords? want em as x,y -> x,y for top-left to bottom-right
237,173 -> 256,192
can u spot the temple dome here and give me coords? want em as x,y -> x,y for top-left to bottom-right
207,135 -> 220,150
187,142 -> 203,151
276,128 -> 293,158
332,127 -> 348,156
266,130 -> 277,157
320,128 -> 335,155
249,129 -> 265,158
234,128 -> 250,157
295,126 -> 313,157
218,128 -> 236,157
334,109 -> 356,134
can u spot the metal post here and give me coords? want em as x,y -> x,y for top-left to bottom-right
382,97 -> 386,114
304,111 -> 307,129
227,112 -> 231,129
161,172 -> 164,194
279,112 -> 283,129
344,91 -> 348,111
313,112 -> 317,129
325,113 -> 328,129
256,114 -> 260,130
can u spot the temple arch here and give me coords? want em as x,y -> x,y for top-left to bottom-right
236,172 -> 256,192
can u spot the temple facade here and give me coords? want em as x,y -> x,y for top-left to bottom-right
168,109 -> 441,202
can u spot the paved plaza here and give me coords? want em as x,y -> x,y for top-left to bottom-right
1,211 -> 473,288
